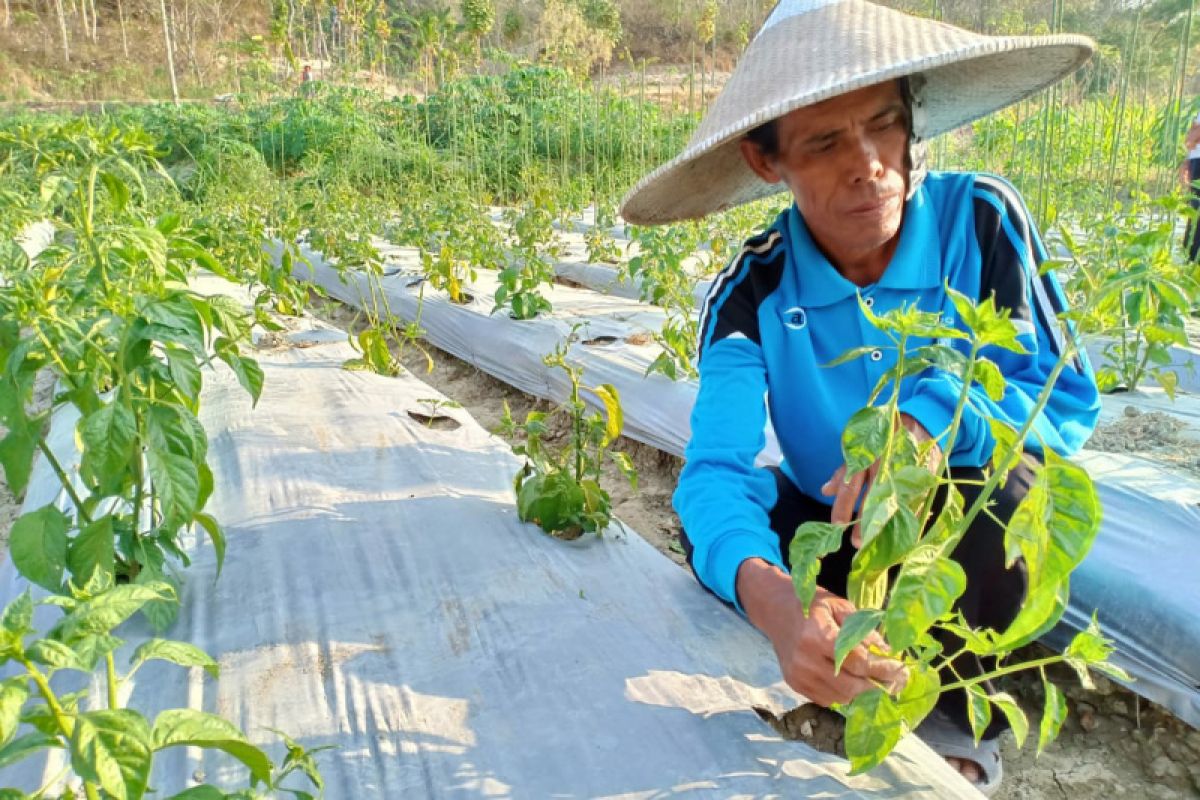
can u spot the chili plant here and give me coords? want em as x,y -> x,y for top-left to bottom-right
0,118 -> 324,796
495,189 -> 563,320
623,223 -> 708,380
498,334 -> 637,539
1058,192 -> 1199,397
0,577 -> 324,799
789,290 -> 1128,774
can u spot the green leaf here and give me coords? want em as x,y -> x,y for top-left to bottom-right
948,289 -> 1028,353
147,404 -> 207,461
134,569 -> 181,633
833,609 -> 884,675
1,591 -> 33,637
0,425 -> 38,496
0,731 -> 59,770
894,661 -> 941,730
965,684 -> 992,743
166,347 -> 203,402
71,634 -> 125,672
10,505 -> 70,592
988,691 -> 1029,748
203,295 -> 253,341
972,357 -> 1006,401
882,546 -> 966,652
99,169 -> 131,212
841,406 -> 890,475
27,639 -> 89,671
78,401 -> 138,492
989,579 -> 1069,653
148,449 -> 201,528
854,502 -> 919,574
824,345 -> 882,368
67,515 -> 115,585
194,512 -> 227,578
130,639 -> 219,679
0,677 -> 29,746
216,340 -> 264,405
1037,680 -> 1067,755
1004,474 -> 1050,577
788,522 -> 846,614
71,709 -> 153,800
152,709 -> 273,785
52,583 -> 174,643
1042,451 -> 1101,581
844,688 -> 903,774
141,294 -> 207,355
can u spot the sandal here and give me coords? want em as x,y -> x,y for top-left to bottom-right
914,708 -> 1003,797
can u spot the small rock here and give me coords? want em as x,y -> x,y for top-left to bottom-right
1149,755 -> 1173,779
1091,675 -> 1117,696
1124,405 -> 1141,418
193,770 -> 206,783
800,720 -> 814,738
1079,708 -> 1099,732
1109,699 -> 1129,717
1186,731 -> 1200,751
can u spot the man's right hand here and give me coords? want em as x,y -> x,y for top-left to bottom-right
736,558 -> 905,707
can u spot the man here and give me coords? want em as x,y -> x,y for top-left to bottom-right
619,1 -> 1101,795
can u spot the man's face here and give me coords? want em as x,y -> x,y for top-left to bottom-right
743,81 -> 910,271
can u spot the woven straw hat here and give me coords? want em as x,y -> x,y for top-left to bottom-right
619,0 -> 1094,224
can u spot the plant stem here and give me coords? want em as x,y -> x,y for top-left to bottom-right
23,659 -> 74,739
935,654 -> 1062,696
106,652 -> 119,709
920,341 -> 983,525
37,438 -> 93,526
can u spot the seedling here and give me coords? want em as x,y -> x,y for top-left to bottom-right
498,332 -> 637,539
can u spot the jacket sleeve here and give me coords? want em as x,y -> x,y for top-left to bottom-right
899,175 -> 1101,465
673,236 -> 784,610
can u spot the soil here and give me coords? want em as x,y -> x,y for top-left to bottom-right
754,703 -> 847,756
3,302 -> 1198,798
1088,405 -> 1200,478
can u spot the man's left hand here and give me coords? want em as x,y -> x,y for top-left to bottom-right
821,413 -> 943,547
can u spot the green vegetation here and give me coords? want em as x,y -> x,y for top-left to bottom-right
790,294 -> 1128,773
499,331 -> 637,540
0,119 -> 322,798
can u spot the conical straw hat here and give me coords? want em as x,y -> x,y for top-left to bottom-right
619,0 -> 1093,224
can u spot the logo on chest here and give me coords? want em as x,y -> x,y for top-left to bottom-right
782,307 -> 808,330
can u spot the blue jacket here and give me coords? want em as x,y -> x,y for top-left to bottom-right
674,171 -> 1101,609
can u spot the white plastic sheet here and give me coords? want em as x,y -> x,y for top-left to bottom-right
0,275 -> 976,797
292,249 -> 1200,729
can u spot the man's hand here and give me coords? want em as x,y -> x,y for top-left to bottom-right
737,559 -> 905,707
821,413 -> 942,547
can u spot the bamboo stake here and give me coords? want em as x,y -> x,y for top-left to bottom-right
160,0 -> 180,104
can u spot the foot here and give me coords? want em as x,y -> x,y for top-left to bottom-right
945,755 -> 984,785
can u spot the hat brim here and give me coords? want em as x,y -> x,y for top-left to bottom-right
619,1 -> 1093,225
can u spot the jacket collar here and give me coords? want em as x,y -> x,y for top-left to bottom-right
787,185 -> 941,308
